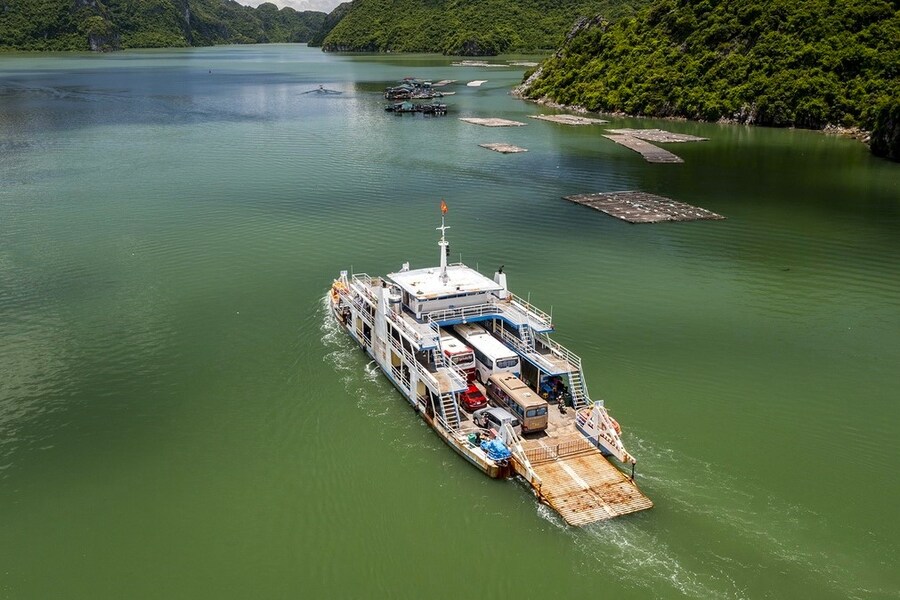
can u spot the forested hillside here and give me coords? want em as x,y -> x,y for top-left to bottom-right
317,0 -> 647,55
519,0 -> 900,146
0,0 -> 326,51
308,1 -> 352,47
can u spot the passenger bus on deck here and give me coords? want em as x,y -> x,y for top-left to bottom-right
486,373 -> 548,434
439,333 -> 476,381
452,323 -> 520,383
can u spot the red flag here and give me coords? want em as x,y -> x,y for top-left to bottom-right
440,199 -> 448,215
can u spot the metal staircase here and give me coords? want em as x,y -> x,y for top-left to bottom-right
432,332 -> 462,431
566,368 -> 589,409
518,324 -> 534,351
432,346 -> 446,368
439,392 -> 461,430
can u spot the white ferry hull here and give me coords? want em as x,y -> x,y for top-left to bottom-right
329,291 -> 509,480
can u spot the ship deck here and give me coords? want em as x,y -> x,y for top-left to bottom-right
518,424 -> 653,525
460,387 -> 653,526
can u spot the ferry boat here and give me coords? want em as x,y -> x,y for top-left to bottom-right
329,205 -> 652,525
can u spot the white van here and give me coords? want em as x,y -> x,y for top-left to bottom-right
472,406 -> 522,435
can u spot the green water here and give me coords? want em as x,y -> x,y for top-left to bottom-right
1,45 -> 898,599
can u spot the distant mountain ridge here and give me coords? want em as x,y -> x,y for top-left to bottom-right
312,0 -> 648,55
0,0 -> 326,51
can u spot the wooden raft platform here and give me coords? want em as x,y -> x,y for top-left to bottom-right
603,134 -> 683,163
563,191 -> 726,223
606,128 -> 708,143
479,143 -> 527,153
459,117 -> 526,127
519,435 -> 652,525
530,114 -> 608,126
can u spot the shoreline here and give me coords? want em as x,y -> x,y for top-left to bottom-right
511,82 -> 872,146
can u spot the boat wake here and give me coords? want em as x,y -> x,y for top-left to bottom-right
318,293 -> 411,422
319,293 -> 880,598
549,432 -> 882,599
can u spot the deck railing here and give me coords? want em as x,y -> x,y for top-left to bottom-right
386,309 -> 428,344
440,357 -> 469,391
523,437 -> 594,465
537,333 -> 583,372
424,302 -> 497,325
496,328 -> 561,373
424,297 -> 553,332
506,292 -> 553,329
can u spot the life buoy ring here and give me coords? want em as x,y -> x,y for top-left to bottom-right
610,417 -> 621,435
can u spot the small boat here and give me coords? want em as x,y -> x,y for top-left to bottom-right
384,101 -> 447,115
301,85 -> 342,95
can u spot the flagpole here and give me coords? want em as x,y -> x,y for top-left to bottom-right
438,200 -> 449,283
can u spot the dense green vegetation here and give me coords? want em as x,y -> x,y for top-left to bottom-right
0,0 -> 326,51
871,100 -> 900,161
521,0 -> 900,138
317,0 -> 647,55
309,1 -> 352,47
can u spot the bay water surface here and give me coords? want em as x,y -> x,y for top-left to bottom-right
1,45 -> 899,599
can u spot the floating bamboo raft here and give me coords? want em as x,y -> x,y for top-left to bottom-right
479,143 -> 528,153
602,128 -> 708,163
530,114 -> 609,126
606,128 -> 708,143
603,134 -> 684,163
563,191 -> 726,224
459,117 -> 526,127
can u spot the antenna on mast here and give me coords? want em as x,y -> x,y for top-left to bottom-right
437,200 -> 449,284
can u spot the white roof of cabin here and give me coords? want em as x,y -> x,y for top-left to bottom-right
388,265 -> 502,300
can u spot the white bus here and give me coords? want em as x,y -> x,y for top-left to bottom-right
452,323 -> 521,383
440,333 -> 476,381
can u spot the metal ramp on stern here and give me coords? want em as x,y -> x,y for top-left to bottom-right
518,435 -> 652,526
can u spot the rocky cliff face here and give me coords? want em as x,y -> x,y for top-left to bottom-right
871,101 -> 900,162
513,16 -> 607,99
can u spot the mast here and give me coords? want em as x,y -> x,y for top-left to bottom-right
437,216 -> 449,284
